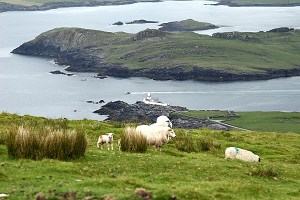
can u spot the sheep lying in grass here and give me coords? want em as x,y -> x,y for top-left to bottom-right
136,125 -> 176,150
97,133 -> 114,150
225,147 -> 260,162
151,115 -> 173,128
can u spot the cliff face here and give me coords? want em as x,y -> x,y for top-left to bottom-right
12,27 -> 300,82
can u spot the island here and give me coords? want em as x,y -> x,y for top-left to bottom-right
12,27 -> 300,82
158,19 -> 218,32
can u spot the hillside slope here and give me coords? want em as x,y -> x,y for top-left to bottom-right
0,113 -> 299,199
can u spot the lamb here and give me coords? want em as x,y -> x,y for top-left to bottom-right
225,147 -> 260,162
136,125 -> 176,150
151,115 -> 173,128
97,133 -> 114,150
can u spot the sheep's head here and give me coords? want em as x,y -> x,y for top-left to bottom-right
256,155 -> 261,162
107,133 -> 114,140
156,115 -> 173,128
168,128 -> 176,138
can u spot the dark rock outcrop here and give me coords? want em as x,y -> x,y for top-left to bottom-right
113,21 -> 123,26
49,70 -> 73,76
93,101 -> 228,130
267,27 -> 294,33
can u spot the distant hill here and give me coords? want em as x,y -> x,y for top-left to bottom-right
12,27 -> 300,82
0,0 -> 160,12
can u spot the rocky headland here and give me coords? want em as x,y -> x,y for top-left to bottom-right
11,27 -> 300,82
93,100 -> 230,130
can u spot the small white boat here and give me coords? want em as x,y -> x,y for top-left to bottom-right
143,93 -> 169,106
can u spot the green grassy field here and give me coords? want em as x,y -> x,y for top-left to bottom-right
0,112 -> 300,199
226,112 -> 300,134
174,110 -> 300,134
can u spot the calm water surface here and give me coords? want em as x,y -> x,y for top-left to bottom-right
1,0 -> 300,120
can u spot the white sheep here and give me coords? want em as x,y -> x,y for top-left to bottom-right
97,133 -> 114,150
136,125 -> 176,150
151,115 -> 173,128
225,147 -> 260,162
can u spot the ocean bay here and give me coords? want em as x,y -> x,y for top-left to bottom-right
1,0 -> 300,120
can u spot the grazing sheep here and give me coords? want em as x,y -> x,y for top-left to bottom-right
97,133 -> 114,150
151,115 -> 173,128
136,125 -> 176,150
225,147 -> 260,162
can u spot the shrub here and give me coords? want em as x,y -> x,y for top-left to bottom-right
5,125 -> 87,160
120,127 -> 147,153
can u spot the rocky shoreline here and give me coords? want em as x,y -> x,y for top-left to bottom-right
94,100 -> 231,130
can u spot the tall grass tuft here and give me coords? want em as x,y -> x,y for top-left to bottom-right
247,165 -> 279,178
120,127 -> 147,153
196,138 -> 221,152
174,131 -> 196,153
174,131 -> 221,153
5,125 -> 87,160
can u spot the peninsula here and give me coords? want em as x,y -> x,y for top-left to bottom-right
12,27 -> 300,81
0,0 -> 160,12
1,0 -> 300,13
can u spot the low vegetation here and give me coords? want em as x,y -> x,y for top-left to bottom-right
0,112 -> 299,199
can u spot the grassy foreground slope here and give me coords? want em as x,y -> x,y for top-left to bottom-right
0,112 -> 300,199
